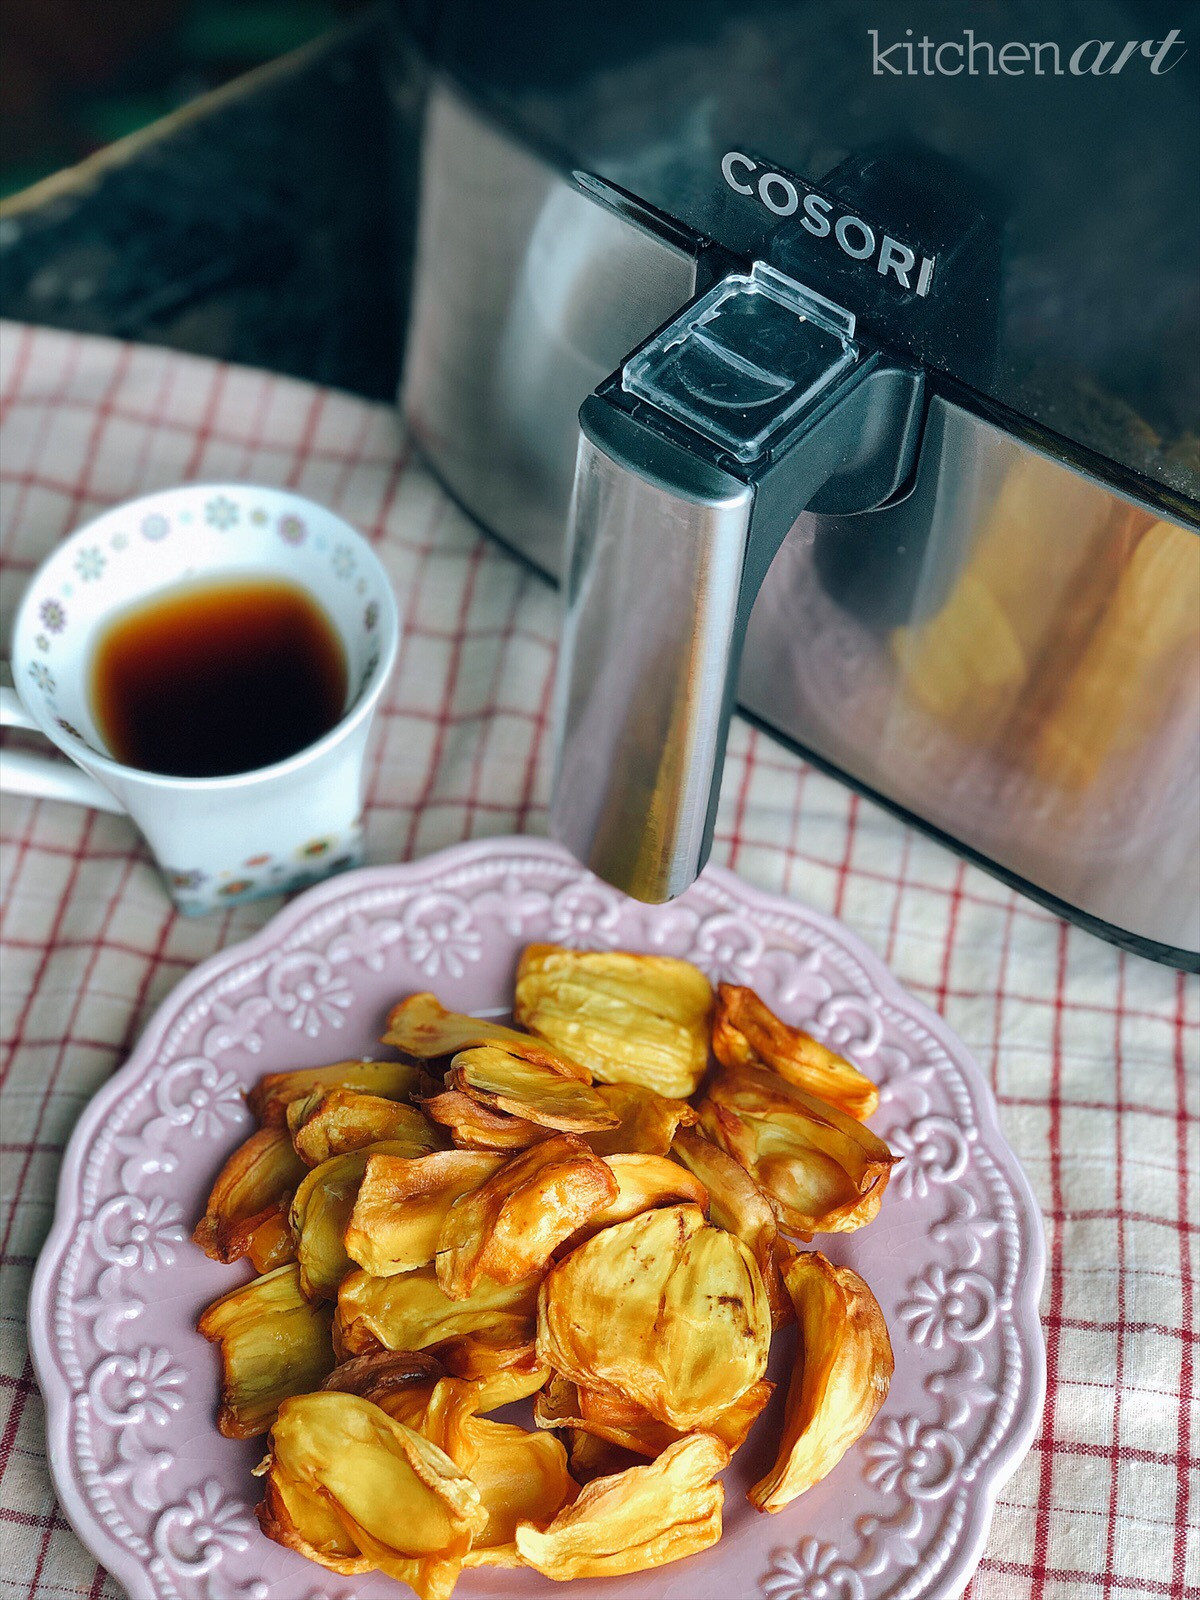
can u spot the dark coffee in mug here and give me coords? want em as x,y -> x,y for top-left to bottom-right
90,575 -> 348,778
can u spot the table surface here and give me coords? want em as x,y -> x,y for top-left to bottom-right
0,322 -> 1197,1600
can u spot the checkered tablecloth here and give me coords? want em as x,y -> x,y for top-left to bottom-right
0,321 -> 1196,1600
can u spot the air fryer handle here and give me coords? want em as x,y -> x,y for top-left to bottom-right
550,265 -> 924,902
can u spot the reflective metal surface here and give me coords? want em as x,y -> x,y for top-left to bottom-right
744,402 -> 1200,952
552,425 -> 752,900
401,84 -> 697,573
552,270 -> 926,904
399,81 -> 1200,961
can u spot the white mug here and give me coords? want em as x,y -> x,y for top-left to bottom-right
2,484 -> 399,914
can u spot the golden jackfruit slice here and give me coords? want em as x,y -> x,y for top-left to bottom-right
534,1371 -> 773,1459
288,1087 -> 443,1165
249,1060 -> 427,1126
197,1262 -> 335,1438
514,1432 -> 728,1580
383,992 -> 590,1081
470,1429 -> 572,1553
290,1139 -> 429,1301
193,1126 -> 307,1264
256,1468 -> 370,1576
560,1153 -> 709,1249
245,1210 -> 298,1273
537,1203 -> 771,1430
454,1413 -> 575,1560
344,1150 -> 505,1278
321,1348 -> 445,1404
566,1430 -> 642,1484
419,1088 -> 553,1152
712,984 -> 879,1120
408,1376 -> 576,1561
259,1391 -> 486,1600
458,1356 -> 550,1412
435,1329 -> 541,1382
347,1355 -> 549,1423
582,1082 -> 699,1158
435,1134 -> 618,1299
514,945 -> 714,1099
336,1264 -> 540,1360
749,1251 -> 893,1512
449,1046 -> 619,1133
700,1065 -> 897,1236
672,1127 -> 792,1329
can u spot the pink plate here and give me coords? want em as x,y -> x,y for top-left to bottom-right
30,837 -> 1045,1600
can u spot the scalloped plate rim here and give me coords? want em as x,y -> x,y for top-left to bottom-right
29,835 -> 1047,1600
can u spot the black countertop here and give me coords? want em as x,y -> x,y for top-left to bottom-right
0,14 -> 405,403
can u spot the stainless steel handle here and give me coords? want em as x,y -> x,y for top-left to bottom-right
552,416 -> 753,901
551,264 -> 923,902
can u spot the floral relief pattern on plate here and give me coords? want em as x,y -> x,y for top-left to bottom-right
29,837 -> 1045,1600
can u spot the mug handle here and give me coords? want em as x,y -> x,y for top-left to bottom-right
0,675 -> 126,814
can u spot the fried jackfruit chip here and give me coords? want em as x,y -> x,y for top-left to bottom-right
383,993 -> 590,1081
288,1087 -> 443,1165
344,1150 -> 506,1278
249,1060 -> 427,1126
749,1251 -> 893,1512
197,1262 -> 335,1438
322,1348 -> 445,1404
340,1353 -> 548,1424
244,1209 -> 298,1274
290,1139 -> 429,1300
451,1417 -> 575,1563
257,1463 -> 370,1578
449,1046 -> 619,1133
534,1371 -> 773,1460
193,1126 -> 308,1265
418,1088 -> 553,1152
581,1082 -> 699,1158
436,1328 -> 542,1382
566,1430 -> 643,1484
699,1065 -> 897,1236
514,1432 -> 728,1580
408,1376 -> 577,1563
712,984 -> 879,1121
560,1153 -> 709,1248
436,1134 -> 618,1299
538,1203 -> 771,1430
336,1264 -> 540,1361
672,1126 -> 792,1328
259,1391 -> 487,1600
514,946 -> 714,1099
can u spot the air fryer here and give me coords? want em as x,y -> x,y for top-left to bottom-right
387,0 -> 1200,967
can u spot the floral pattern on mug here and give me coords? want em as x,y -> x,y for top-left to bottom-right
75,548 -> 105,581
168,869 -> 206,891
359,650 -> 380,697
39,599 -> 66,633
364,600 -> 379,632
332,544 -> 355,578
141,513 -> 169,541
278,514 -> 306,545
28,662 -> 55,693
205,496 -> 238,530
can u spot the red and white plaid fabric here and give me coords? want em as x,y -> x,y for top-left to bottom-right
0,322 -> 1196,1600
